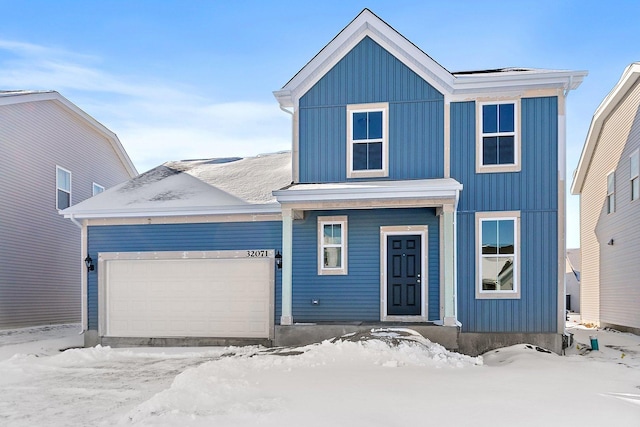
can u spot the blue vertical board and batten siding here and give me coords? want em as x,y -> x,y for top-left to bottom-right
299,37 -> 444,183
86,222 -> 282,331
291,208 -> 440,322
451,97 -> 559,333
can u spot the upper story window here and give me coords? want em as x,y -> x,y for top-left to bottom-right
476,211 -> 520,299
607,171 -> 616,214
631,150 -> 639,202
317,216 -> 348,275
347,103 -> 388,178
477,101 -> 520,173
92,183 -> 105,196
56,166 -> 71,210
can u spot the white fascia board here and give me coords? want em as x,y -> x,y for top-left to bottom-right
273,179 -> 463,204
275,9 -> 454,109
0,91 -> 138,177
451,70 -> 587,96
61,203 -> 282,220
571,63 -> 640,195
274,10 -> 588,109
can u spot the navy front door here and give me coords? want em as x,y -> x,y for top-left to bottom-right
387,235 -> 422,316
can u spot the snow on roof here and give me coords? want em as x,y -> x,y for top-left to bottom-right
62,151 -> 292,219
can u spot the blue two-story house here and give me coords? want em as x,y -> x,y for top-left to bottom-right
63,9 -> 586,355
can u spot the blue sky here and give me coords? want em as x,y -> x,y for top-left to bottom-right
1,0 -> 638,247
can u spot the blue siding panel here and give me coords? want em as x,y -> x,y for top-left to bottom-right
299,37 -> 444,183
291,208 -> 440,322
86,222 -> 282,331
451,97 -> 559,333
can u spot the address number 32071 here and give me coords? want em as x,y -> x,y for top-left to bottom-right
247,250 -> 269,258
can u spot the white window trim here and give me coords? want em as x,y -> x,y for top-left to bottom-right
476,99 -> 521,174
317,216 -> 348,275
56,165 -> 72,210
630,150 -> 639,202
380,225 -> 429,322
346,102 -> 389,179
92,182 -> 105,196
475,211 -> 521,299
607,170 -> 616,214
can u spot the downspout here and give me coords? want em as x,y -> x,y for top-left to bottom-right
279,104 -> 298,183
69,214 -> 88,334
453,189 -> 461,328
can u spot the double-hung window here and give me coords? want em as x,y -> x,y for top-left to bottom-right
56,166 -> 71,210
607,171 -> 616,214
478,101 -> 520,173
631,150 -> 639,202
318,216 -> 348,275
347,103 -> 388,178
476,211 -> 520,299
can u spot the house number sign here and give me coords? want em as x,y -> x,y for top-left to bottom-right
247,250 -> 269,257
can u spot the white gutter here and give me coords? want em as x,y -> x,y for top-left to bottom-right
62,203 -> 283,220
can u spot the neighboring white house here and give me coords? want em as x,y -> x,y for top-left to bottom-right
0,90 -> 137,329
571,63 -> 640,334
565,248 -> 580,313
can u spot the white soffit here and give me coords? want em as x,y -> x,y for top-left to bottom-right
571,63 -> 640,195
273,9 -> 587,108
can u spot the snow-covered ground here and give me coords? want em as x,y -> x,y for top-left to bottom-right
1,318 -> 639,426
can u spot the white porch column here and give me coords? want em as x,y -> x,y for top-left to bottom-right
280,208 -> 293,325
442,204 -> 458,326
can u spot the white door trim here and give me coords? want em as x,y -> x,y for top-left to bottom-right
380,226 -> 429,322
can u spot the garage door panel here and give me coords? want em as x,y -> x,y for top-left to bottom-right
103,255 -> 272,339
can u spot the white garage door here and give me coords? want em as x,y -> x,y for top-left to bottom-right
101,251 -> 273,339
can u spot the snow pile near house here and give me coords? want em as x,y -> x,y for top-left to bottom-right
123,328 -> 480,425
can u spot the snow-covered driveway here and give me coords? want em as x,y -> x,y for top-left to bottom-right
0,331 -> 238,426
0,322 -> 639,426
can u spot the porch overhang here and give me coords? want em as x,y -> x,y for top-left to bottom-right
273,178 -> 463,210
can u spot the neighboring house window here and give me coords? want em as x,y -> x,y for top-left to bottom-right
347,103 -> 388,178
631,150 -> 639,201
317,216 -> 348,275
607,171 -> 615,214
56,166 -> 71,210
476,211 -> 520,299
93,183 -> 105,196
477,101 -> 520,173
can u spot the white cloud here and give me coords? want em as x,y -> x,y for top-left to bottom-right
0,39 -> 291,173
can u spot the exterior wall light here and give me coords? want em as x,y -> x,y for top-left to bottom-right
607,239 -> 614,246
275,251 -> 283,269
84,255 -> 95,272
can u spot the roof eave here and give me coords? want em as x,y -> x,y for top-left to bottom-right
273,179 -> 463,204
61,203 -> 282,220
571,63 -> 640,195
0,91 -> 138,177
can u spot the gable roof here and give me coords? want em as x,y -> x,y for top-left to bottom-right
274,8 -> 587,108
571,62 -> 640,195
0,90 -> 138,177
61,151 -> 292,219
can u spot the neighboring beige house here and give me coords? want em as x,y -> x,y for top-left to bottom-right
565,248 -> 580,313
0,91 -> 137,329
571,63 -> 640,334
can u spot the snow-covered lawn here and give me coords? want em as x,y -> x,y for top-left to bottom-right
1,318 -> 639,426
